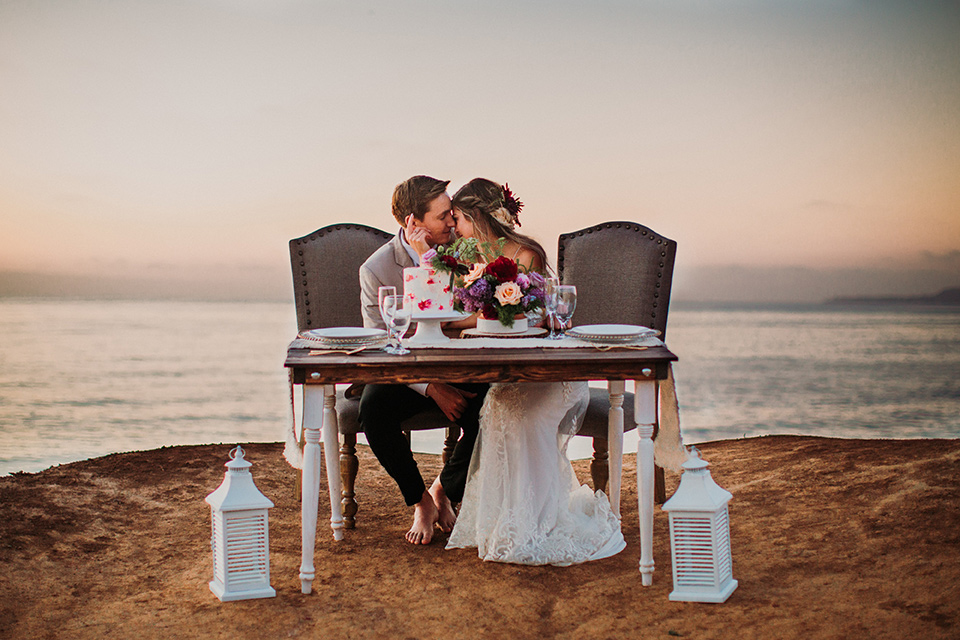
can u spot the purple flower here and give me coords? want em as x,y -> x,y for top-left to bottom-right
528,272 -> 545,288
515,273 -> 530,289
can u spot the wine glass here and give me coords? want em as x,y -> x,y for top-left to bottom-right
554,285 -> 577,339
544,277 -> 560,340
378,286 -> 396,351
381,294 -> 412,355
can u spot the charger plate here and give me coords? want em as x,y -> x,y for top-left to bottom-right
299,327 -> 387,346
567,324 -> 659,343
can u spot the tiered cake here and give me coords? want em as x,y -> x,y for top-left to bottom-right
403,266 -> 454,314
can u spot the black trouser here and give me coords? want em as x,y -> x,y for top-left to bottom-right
358,382 -> 488,506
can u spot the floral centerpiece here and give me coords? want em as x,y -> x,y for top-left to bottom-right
421,237 -> 545,332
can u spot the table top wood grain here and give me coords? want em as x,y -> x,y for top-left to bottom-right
286,343 -> 678,385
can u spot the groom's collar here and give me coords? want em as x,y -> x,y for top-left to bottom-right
397,229 -> 421,266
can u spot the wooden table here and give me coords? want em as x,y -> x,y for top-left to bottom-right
285,342 -> 678,594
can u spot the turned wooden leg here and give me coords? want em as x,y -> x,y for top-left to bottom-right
295,418 -> 306,500
590,436 -> 609,492
443,425 -> 460,464
652,413 -> 666,504
655,466 -> 666,505
340,433 -> 358,529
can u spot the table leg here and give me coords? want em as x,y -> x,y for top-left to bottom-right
606,380 -> 625,519
635,379 -> 657,586
299,384 -> 323,594
321,384 -> 344,541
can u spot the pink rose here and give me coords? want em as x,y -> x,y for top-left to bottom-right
463,262 -> 487,286
494,282 -> 523,306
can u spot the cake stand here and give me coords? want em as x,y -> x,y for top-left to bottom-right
407,311 -> 469,345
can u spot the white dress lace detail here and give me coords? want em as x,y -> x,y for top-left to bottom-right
447,381 -> 626,566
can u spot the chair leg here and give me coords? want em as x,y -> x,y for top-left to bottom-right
655,465 -> 666,505
442,426 -> 460,464
295,418 -> 307,501
590,436 -> 609,493
340,433 -> 358,529
590,437 -> 666,503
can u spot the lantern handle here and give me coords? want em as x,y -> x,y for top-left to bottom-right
230,445 -> 246,461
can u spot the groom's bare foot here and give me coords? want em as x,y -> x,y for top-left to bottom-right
429,477 -> 457,533
406,492 -> 439,545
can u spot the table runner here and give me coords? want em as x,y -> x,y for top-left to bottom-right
288,334 -> 665,351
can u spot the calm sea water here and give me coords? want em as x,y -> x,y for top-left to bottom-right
1,299 -> 958,475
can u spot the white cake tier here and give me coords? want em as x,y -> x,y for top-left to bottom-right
403,266 -> 455,315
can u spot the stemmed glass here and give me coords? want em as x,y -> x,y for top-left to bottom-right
381,294 -> 412,355
544,277 -> 560,340
554,285 -> 577,339
378,286 -> 396,351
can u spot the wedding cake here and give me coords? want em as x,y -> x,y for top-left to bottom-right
403,266 -> 454,314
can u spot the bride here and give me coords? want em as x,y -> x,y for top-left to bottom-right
438,178 -> 625,566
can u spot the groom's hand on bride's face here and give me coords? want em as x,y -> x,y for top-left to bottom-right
405,215 -> 432,257
425,383 -> 478,421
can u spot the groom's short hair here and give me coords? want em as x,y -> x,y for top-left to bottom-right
392,175 -> 450,226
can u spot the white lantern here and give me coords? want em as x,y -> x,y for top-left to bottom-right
661,447 -> 738,603
205,446 -> 276,602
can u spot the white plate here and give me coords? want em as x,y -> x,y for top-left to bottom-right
300,327 -> 387,342
567,324 -> 658,342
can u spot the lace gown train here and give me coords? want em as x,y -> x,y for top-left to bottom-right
446,381 -> 626,566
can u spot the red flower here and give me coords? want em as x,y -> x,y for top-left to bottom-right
481,303 -> 498,320
439,255 -> 459,270
485,256 -> 518,283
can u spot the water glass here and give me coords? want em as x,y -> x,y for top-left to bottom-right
381,294 -> 411,355
544,277 -> 560,340
378,286 -> 396,351
554,285 -> 577,338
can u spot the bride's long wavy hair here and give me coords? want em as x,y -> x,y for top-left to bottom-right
451,178 -> 549,272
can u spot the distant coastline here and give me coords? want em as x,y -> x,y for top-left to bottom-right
825,287 -> 960,306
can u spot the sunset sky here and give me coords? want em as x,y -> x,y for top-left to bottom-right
1,0 -> 958,302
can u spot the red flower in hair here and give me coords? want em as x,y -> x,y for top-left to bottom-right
502,183 -> 524,226
485,256 -> 518,283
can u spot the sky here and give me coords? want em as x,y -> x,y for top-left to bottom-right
1,0 -> 958,302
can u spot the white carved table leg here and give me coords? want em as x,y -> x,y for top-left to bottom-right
635,378 -> 657,586
299,384 -> 323,594
607,380 -> 625,519
321,384 -> 344,542
299,383 -> 345,595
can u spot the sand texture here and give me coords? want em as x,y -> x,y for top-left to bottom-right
1,436 -> 958,639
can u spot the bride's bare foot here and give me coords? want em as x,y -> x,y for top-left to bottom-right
429,476 -> 457,533
406,492 -> 439,545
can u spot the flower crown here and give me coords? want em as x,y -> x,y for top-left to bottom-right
490,183 -> 524,229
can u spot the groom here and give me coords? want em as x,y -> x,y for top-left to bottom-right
358,175 -> 488,545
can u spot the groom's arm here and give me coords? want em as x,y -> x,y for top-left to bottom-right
359,263 -> 386,331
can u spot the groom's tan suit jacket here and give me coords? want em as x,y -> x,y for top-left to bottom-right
359,233 -> 413,331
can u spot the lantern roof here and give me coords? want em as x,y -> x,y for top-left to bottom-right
662,447 -> 732,512
205,446 -> 275,511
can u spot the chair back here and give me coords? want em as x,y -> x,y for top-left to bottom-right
290,223 -> 394,331
557,221 -> 677,338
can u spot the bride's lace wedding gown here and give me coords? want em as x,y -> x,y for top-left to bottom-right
446,381 -> 626,566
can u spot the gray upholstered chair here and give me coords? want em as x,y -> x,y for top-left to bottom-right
557,221 -> 677,503
290,223 -> 459,527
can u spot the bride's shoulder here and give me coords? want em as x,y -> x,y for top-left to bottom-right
513,246 -> 543,273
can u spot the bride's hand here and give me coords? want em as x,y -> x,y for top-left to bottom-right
405,214 -> 432,258
425,383 -> 477,421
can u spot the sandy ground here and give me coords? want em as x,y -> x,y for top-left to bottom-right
1,436 -> 958,640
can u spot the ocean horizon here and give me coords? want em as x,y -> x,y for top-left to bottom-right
1,297 -> 958,476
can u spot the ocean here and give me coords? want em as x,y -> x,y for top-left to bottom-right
1,299 -> 958,475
